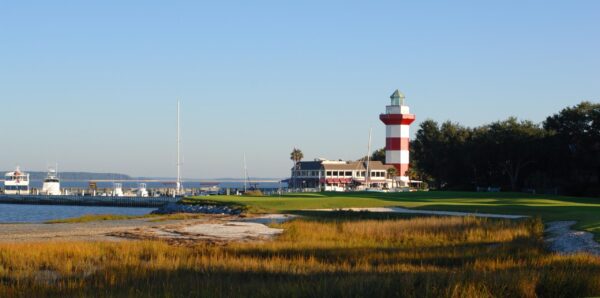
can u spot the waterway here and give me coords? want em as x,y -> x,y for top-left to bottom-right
0,203 -> 155,223
26,181 -> 285,190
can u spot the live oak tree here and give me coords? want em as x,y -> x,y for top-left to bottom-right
543,102 -> 600,195
408,102 -> 599,196
478,118 -> 546,191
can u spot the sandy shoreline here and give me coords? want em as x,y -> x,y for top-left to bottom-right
0,214 -> 296,244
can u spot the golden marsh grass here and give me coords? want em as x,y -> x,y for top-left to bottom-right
0,216 -> 599,297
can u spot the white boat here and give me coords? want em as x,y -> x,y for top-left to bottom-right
41,168 -> 61,195
112,183 -> 124,197
4,166 -> 30,195
136,183 -> 149,197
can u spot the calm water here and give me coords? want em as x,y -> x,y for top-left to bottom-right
26,181 -> 285,190
0,203 -> 155,223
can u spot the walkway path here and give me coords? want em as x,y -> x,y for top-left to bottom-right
545,221 -> 600,255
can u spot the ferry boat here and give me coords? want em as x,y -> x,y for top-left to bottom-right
4,167 -> 30,195
41,168 -> 61,195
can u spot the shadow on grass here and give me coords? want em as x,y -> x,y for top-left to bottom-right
225,239 -> 542,269
8,261 -> 600,298
295,191 -> 600,204
287,210 -> 432,221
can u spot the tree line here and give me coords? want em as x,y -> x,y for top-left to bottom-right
373,101 -> 600,196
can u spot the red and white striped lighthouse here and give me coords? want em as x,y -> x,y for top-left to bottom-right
379,90 -> 416,186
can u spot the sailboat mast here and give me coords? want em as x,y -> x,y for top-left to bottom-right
365,128 -> 372,188
243,153 -> 248,192
176,100 -> 181,195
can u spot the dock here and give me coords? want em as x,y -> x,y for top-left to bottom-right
0,194 -> 181,208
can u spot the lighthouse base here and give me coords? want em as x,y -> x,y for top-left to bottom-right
396,176 -> 410,187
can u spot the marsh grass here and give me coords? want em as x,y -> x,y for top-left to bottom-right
44,213 -> 207,224
146,213 -> 207,222
44,214 -> 141,224
1,216 -> 599,297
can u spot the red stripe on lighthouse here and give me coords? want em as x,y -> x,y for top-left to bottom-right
379,114 -> 416,125
398,164 -> 409,176
385,138 -> 410,151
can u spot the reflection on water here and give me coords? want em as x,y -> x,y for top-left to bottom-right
0,203 -> 155,223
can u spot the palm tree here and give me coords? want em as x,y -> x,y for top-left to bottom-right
290,148 -> 304,188
290,148 -> 304,164
387,167 -> 397,189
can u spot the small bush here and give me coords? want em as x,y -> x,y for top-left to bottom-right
244,190 -> 264,197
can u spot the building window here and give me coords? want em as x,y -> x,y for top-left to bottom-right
326,171 -> 332,177
345,171 -> 352,177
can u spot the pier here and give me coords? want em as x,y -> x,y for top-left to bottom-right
0,195 -> 181,208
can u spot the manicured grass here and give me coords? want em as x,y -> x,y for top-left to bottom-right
1,216 -> 599,297
187,191 -> 600,240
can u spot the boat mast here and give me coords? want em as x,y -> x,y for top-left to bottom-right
176,100 -> 182,195
365,128 -> 372,189
243,153 -> 248,192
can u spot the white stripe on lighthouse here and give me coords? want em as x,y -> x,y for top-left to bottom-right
400,125 -> 410,138
386,150 -> 402,164
400,150 -> 409,164
386,125 -> 401,138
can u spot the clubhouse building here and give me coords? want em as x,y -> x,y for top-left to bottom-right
289,159 -> 395,191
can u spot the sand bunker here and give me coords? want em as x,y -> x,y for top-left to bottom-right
181,222 -> 283,240
110,218 -> 286,244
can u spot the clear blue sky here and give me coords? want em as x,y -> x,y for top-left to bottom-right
1,1 -> 598,178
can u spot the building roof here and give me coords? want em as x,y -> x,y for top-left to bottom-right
294,160 -> 393,171
323,160 -> 392,171
390,89 -> 405,99
295,161 -> 323,171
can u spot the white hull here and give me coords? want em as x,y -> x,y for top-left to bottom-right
41,182 -> 61,196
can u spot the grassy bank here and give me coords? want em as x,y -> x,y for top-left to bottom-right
0,216 -> 599,297
44,213 -> 207,224
45,214 -> 141,224
187,191 -> 600,239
